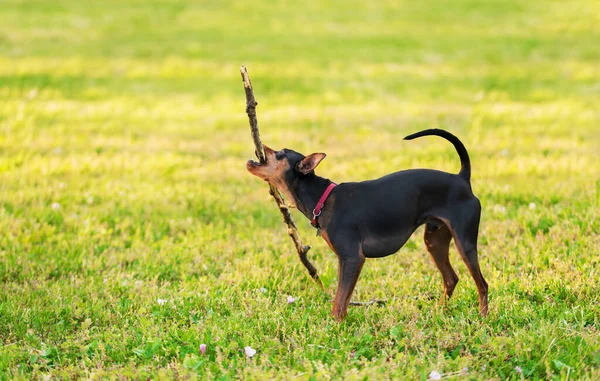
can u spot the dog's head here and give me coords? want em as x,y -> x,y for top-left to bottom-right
246,145 -> 326,202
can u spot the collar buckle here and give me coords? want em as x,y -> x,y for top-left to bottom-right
310,183 -> 336,229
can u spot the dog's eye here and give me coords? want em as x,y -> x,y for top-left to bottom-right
275,151 -> 285,160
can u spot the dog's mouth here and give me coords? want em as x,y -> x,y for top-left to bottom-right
246,159 -> 262,168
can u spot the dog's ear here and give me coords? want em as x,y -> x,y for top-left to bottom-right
296,153 -> 326,175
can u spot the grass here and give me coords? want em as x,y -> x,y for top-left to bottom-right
1,0 -> 599,379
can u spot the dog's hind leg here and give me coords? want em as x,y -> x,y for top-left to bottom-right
424,220 -> 459,303
440,201 -> 489,316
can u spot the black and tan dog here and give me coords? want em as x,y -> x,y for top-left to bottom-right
246,129 -> 488,321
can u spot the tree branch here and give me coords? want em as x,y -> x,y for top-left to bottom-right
240,65 -> 323,289
348,299 -> 388,306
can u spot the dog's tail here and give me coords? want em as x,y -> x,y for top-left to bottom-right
403,128 -> 471,182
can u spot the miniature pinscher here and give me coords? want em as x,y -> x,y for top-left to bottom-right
246,129 -> 488,321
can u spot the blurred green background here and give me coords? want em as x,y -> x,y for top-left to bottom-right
0,0 -> 599,379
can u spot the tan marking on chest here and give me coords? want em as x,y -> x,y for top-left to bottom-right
320,230 -> 337,254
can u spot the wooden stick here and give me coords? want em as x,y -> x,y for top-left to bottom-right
240,65 -> 324,289
348,299 -> 388,306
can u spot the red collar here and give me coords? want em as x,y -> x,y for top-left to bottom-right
311,183 -> 337,228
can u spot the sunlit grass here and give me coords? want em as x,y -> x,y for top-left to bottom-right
0,0 -> 599,379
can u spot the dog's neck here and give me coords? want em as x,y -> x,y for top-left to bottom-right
289,174 -> 334,221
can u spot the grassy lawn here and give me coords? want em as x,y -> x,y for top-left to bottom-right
1,0 -> 599,379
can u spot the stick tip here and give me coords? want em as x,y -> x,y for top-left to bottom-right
240,65 -> 251,87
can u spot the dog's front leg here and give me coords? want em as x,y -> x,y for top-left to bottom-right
331,243 -> 365,321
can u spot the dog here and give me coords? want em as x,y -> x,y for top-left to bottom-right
246,129 -> 488,321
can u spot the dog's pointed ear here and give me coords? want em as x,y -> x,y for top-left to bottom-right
296,153 -> 326,175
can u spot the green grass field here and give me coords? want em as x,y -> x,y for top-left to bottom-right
1,0 -> 599,379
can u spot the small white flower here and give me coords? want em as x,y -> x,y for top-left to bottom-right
244,346 -> 256,358
103,278 -> 108,284
429,370 -> 442,380
501,149 -> 508,156
515,366 -> 522,374
287,295 -> 296,304
157,298 -> 167,306
51,202 -> 61,210
87,196 -> 94,204
529,202 -> 536,210
493,205 -> 506,214
259,287 -> 267,293
481,364 -> 487,371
